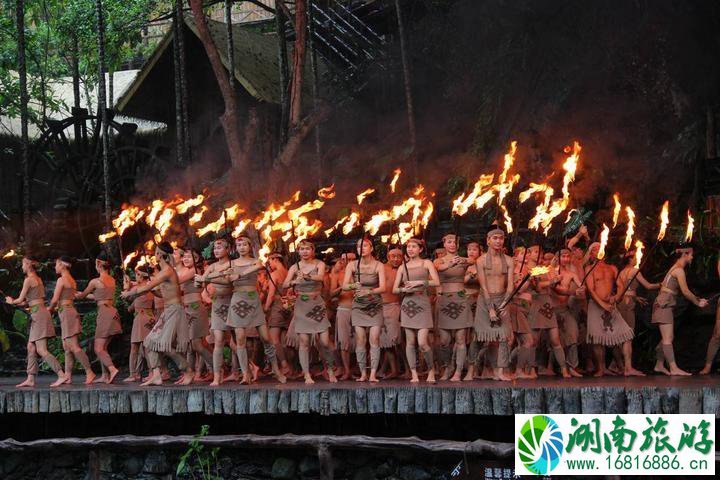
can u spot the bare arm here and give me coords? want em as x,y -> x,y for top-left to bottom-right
49,277 -> 65,310
124,269 -> 170,298
305,261 -> 326,282
264,275 -> 277,312
282,264 -> 299,289
392,265 -> 406,294
636,272 -> 659,290
341,264 -> 358,291
424,260 -> 441,288
75,278 -> 97,300
6,277 -> 33,305
673,269 -> 705,306
176,267 -> 195,284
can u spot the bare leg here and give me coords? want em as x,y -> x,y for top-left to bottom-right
355,326 -> 368,382
93,337 -> 118,384
124,343 -> 141,382
622,341 -> 645,376
210,329 -> 225,386
418,328 -> 435,383
17,342 -> 37,387
368,325 -> 382,383
437,329 -> 453,381
658,324 -> 690,376
548,328 -> 571,378
318,330 -> 338,383
258,324 -> 286,383
36,338 -> 66,387
299,334 -> 313,384
592,345 -> 606,377
67,335 -> 94,384
450,329 -> 467,382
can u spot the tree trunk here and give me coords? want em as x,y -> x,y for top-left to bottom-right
224,0 -> 235,88
96,0 -> 111,228
394,0 -> 418,184
72,36 -> 81,109
16,0 -> 30,240
308,0 -> 322,188
275,5 -> 290,147
177,0 -> 191,163
274,103 -> 332,169
107,70 -> 113,109
188,0 -> 249,190
289,0 -> 307,129
172,4 -> 186,166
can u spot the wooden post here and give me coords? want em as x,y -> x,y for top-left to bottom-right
318,442 -> 333,480
225,0 -> 235,87
308,0 -> 323,188
177,0 -> 191,163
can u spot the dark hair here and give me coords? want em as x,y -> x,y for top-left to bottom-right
96,251 -> 111,268
158,241 -> 174,255
59,255 -> 74,266
136,265 -> 153,277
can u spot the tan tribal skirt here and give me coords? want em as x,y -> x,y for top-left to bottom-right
293,292 -> 330,334
227,290 -> 265,329
586,300 -> 634,346
335,306 -> 353,350
509,297 -> 532,334
473,293 -> 510,342
400,293 -> 433,330
380,302 -> 401,348
144,303 -> 190,353
352,294 -> 384,328
528,294 -> 558,330
185,300 -> 210,339
555,305 -> 579,346
131,308 -> 155,343
267,298 -> 291,329
95,303 -> 122,338
28,305 -> 55,343
58,304 -> 82,340
210,295 -> 231,331
616,296 -> 637,330
651,292 -> 675,325
436,291 -> 472,330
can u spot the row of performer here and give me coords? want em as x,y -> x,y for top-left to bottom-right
5,226 -> 720,388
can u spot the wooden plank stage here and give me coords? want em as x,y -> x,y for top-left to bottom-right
0,375 -> 718,417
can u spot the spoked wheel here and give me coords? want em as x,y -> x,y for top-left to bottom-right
26,108 -> 165,257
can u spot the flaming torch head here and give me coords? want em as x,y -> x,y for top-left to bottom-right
2,249 -> 16,259
624,206 -> 635,250
633,240 -> 643,269
597,223 -> 610,260
658,201 -> 669,241
529,265 -> 550,277
612,193 -> 621,228
684,210 -> 694,243
389,168 -> 402,193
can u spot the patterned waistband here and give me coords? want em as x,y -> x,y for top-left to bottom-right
28,299 -> 45,307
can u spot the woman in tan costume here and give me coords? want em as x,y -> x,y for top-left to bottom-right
265,253 -> 292,377
700,256 -> 720,375
282,240 -> 337,384
651,247 -> 707,376
330,253 -> 354,380
49,256 -> 95,384
343,238 -> 386,382
122,266 -> 155,382
434,234 -> 472,382
75,253 -> 121,384
194,238 -> 234,386
7,256 -> 66,388
226,235 -> 286,384
392,238 -> 440,383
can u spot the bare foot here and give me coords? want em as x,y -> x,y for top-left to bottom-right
16,377 -> 35,388
274,371 -> 287,384
173,376 -> 185,385
624,367 -> 646,377
50,375 -> 66,388
209,380 -> 221,387
94,374 -> 108,384
356,373 -> 367,382
383,370 -> 399,380
179,371 -> 195,385
62,374 -> 73,385
140,375 -> 163,387
561,368 -> 572,379
538,367 -> 555,377
84,372 -> 97,385
328,371 -> 338,383
401,370 -> 413,380
568,367 -> 583,378
123,375 -> 141,383
410,371 -> 420,383
251,363 -> 261,382
426,371 -> 436,384
450,373 -> 462,382
698,365 -> 712,375
239,373 -> 253,385
106,367 -> 119,385
668,367 -> 692,376
592,368 -> 605,378
161,370 -> 171,381
653,364 -> 670,375
223,372 -> 239,383
304,374 -> 315,385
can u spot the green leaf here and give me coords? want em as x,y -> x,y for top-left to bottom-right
0,328 -> 10,352
12,310 -> 28,333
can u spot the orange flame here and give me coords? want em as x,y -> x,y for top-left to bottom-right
624,206 -> 635,250
145,200 -> 165,227
452,174 -> 494,216
98,231 -> 117,243
224,204 -> 242,221
2,249 -> 16,259
123,251 -> 138,269
356,188 -> 375,205
530,265 -> 550,276
389,168 -> 402,193
175,194 -> 206,214
196,212 -> 226,237
633,240 -> 644,269
612,193 -> 621,228
658,201 -> 669,241
519,182 -> 551,204
684,210 -> 694,243
324,215 -> 349,237
188,206 -> 208,225
500,204 -> 513,233
597,223 -> 609,260
317,184 -> 336,199
342,212 -> 361,235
